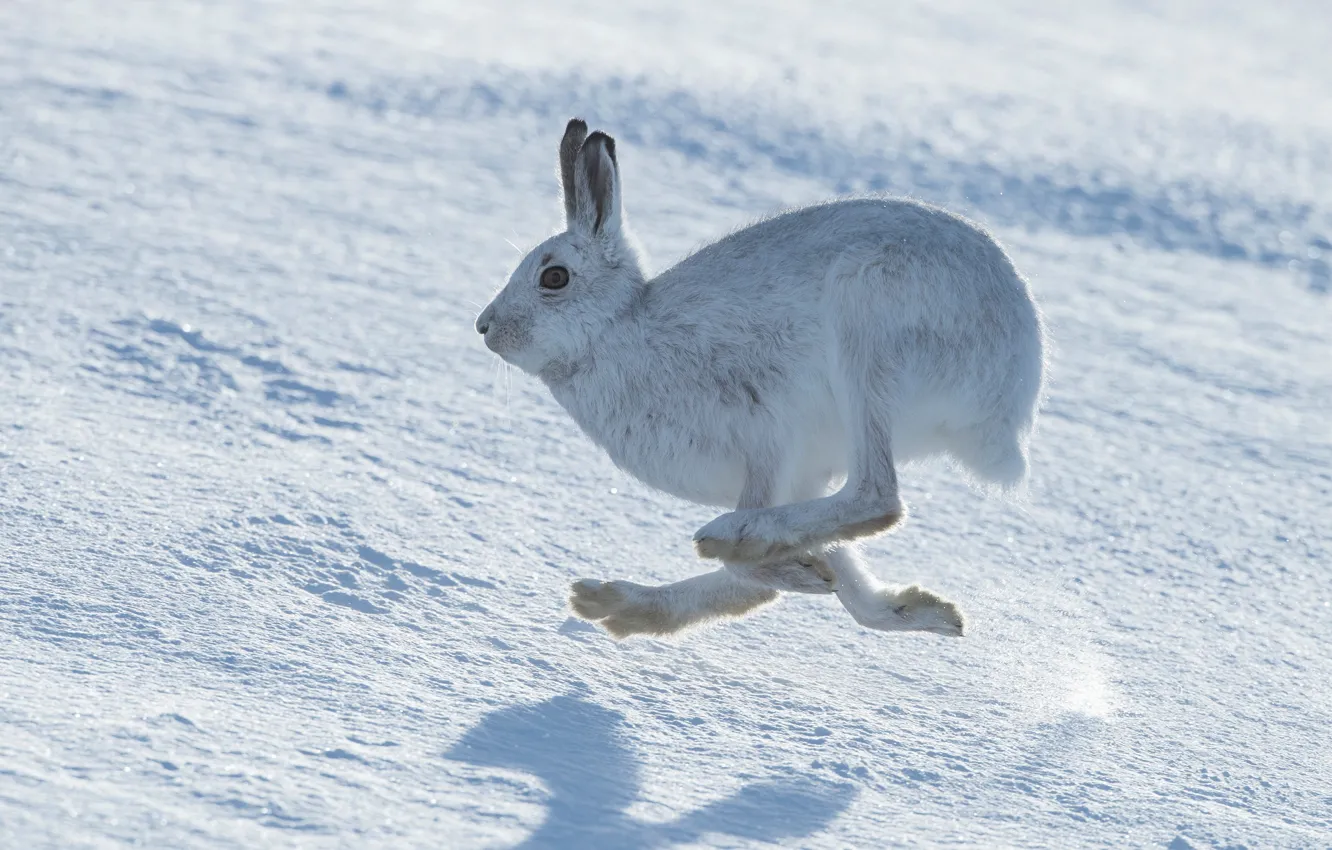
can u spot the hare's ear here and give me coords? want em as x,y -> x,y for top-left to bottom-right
559,118 -> 588,227
572,131 -> 622,238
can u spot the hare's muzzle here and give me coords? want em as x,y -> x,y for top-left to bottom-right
475,304 -> 495,336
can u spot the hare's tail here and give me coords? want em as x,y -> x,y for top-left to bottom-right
952,302 -> 1045,491
949,419 -> 1030,491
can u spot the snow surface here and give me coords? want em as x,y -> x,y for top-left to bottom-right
2,1 -> 1330,847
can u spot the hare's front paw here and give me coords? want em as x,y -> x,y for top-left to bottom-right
693,509 -> 802,563
568,579 -> 673,639
856,584 -> 965,636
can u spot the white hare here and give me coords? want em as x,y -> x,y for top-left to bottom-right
476,119 -> 1045,639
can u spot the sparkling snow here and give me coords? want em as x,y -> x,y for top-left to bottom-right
2,1 -> 1329,847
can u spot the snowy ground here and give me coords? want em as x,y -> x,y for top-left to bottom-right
2,1 -> 1330,847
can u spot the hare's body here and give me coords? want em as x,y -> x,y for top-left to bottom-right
477,120 -> 1045,639
547,198 -> 1041,510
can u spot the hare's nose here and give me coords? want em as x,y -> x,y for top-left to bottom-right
475,305 -> 496,335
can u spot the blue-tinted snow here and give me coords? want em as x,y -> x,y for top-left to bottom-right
1,1 -> 1329,847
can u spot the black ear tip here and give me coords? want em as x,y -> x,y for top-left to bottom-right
584,131 -> 617,163
565,117 -> 588,134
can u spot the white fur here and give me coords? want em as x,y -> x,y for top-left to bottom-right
476,119 -> 1045,639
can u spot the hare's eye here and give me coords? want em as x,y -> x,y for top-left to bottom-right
540,266 -> 570,290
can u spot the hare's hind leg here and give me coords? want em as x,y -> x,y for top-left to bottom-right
731,554 -> 837,594
826,544 -> 965,636
570,466 -> 835,640
568,570 -> 777,639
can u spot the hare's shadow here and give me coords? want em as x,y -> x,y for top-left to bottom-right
445,695 -> 856,849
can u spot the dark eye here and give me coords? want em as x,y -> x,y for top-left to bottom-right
540,266 -> 570,290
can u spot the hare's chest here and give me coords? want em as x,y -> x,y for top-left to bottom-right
615,420 -> 748,507
555,387 -> 750,507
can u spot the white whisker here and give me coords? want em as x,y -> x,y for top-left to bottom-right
504,362 -> 513,414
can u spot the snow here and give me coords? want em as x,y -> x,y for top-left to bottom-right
2,0 -> 1329,847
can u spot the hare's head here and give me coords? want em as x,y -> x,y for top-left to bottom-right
476,119 -> 645,380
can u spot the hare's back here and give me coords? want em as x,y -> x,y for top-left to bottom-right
656,197 -> 1025,311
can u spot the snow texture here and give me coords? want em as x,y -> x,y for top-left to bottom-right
1,1 -> 1330,848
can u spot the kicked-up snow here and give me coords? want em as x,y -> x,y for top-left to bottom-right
1,1 -> 1329,847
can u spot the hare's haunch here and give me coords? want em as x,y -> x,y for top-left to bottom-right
477,118 -> 1046,639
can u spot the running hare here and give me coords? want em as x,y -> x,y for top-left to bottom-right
476,119 -> 1045,639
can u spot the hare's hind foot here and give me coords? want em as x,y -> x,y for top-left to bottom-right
568,572 -> 778,639
569,579 -> 672,639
